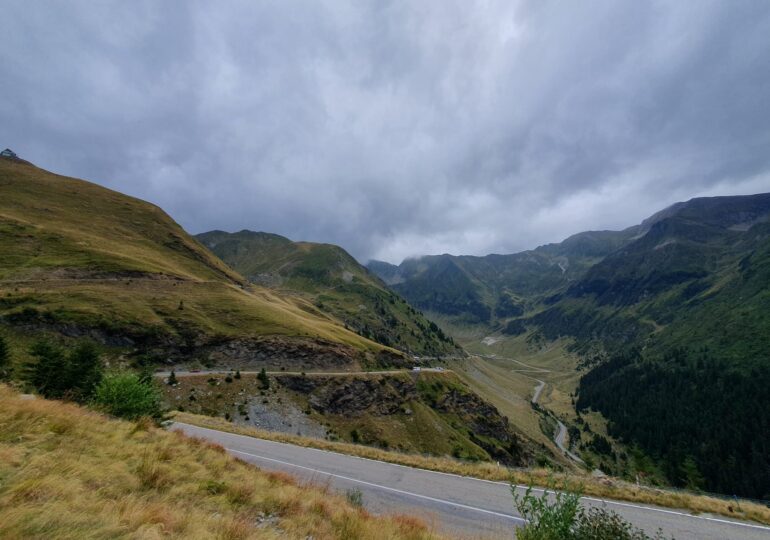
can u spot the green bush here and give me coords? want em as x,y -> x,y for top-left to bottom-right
512,481 -> 671,540
573,506 -> 669,540
513,483 -> 580,540
92,372 -> 163,421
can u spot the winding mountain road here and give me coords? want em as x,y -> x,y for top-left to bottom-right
172,422 -> 770,539
479,352 -> 584,464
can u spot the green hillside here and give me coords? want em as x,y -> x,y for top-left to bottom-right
196,230 -> 460,356
548,196 -> 770,498
535,194 -> 770,359
0,156 -> 395,369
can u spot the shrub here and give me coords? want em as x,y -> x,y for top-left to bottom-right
573,506 -> 669,540
512,481 -> 671,540
346,488 -> 364,508
93,372 -> 163,421
513,483 -> 580,540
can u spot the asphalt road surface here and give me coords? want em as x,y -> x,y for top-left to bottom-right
155,368 -> 447,378
172,422 -> 770,539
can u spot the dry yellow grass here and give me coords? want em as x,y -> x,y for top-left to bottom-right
174,412 -> 770,526
0,385 -> 442,539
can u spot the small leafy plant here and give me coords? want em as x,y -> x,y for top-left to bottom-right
512,480 -> 581,540
512,478 -> 672,540
346,488 -> 364,508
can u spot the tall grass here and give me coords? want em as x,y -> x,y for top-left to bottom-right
0,385 -> 439,539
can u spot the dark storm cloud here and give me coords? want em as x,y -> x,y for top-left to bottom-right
2,1 -> 770,263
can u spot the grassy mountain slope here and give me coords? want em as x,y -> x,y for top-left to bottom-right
0,385 -> 435,539
197,230 -> 460,356
0,157 -> 393,367
536,194 -> 770,359
543,195 -> 770,498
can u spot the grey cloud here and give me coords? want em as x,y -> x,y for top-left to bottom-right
1,0 -> 769,263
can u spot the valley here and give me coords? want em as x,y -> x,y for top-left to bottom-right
1,151 -> 767,525
369,193 -> 770,500
4,5 -> 769,538
450,336 -> 590,470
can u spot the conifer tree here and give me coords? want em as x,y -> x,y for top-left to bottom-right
66,341 -> 103,401
257,367 -> 270,389
24,340 -> 67,398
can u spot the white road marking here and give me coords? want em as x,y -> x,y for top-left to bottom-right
227,448 -> 527,524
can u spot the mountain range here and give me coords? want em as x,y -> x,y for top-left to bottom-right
368,193 -> 770,498
2,150 -> 768,498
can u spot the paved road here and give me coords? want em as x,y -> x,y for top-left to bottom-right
172,422 -> 770,540
480,353 -> 584,465
155,368 -> 448,378
553,421 -> 584,464
530,379 -> 546,404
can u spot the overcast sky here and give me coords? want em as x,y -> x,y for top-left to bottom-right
2,1 -> 770,263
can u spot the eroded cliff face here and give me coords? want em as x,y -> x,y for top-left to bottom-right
204,337 -> 365,371
434,387 -> 525,463
275,372 -> 531,466
163,370 -> 532,466
277,375 -> 417,416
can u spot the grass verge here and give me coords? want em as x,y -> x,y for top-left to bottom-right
173,411 -> 770,526
0,385 -> 440,539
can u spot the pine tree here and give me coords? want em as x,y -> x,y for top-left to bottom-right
167,370 -> 178,386
257,367 -> 270,390
24,340 -> 67,398
66,341 -> 103,401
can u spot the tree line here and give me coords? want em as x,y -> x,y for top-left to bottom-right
577,347 -> 770,499
0,332 -> 163,421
